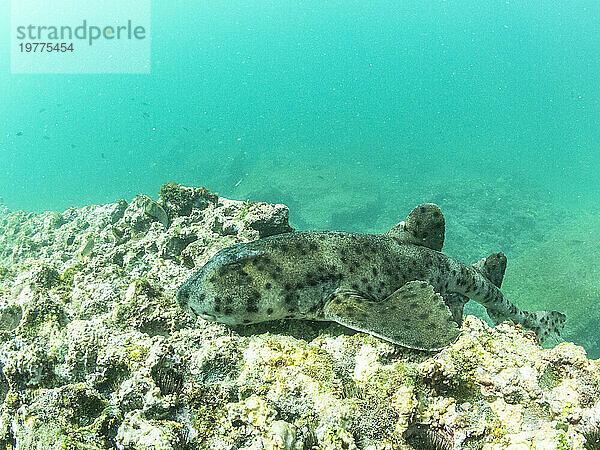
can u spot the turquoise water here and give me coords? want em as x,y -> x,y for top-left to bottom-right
1,1 -> 599,355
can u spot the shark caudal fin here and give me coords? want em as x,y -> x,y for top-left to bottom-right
522,310 -> 567,344
486,303 -> 566,344
473,252 -> 507,288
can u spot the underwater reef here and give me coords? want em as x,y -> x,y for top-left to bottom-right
0,184 -> 599,449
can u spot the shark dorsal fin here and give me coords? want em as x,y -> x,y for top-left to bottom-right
387,203 -> 445,251
473,252 -> 507,288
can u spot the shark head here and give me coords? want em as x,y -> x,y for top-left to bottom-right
176,243 -> 268,325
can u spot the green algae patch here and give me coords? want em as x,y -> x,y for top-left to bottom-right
351,365 -> 419,446
237,200 -> 253,221
318,424 -> 358,449
32,266 -> 61,290
159,182 -> 218,218
539,364 -> 562,391
124,343 -> 150,368
60,264 -> 84,287
259,337 -> 343,394
0,266 -> 13,282
186,383 -> 230,444
62,406 -> 122,450
11,383 -> 110,450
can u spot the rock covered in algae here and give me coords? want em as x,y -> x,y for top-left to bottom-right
0,185 -> 599,449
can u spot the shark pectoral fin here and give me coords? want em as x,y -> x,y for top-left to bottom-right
323,281 -> 460,351
387,204 -> 445,251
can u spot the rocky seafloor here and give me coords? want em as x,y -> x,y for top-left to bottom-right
0,184 -> 599,450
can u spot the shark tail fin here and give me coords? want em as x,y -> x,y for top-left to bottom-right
473,252 -> 507,288
522,310 -> 567,344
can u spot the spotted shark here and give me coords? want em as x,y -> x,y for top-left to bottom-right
177,204 -> 566,350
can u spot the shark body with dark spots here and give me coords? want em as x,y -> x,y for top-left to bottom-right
177,204 -> 566,350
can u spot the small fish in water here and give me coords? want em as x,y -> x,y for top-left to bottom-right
177,204 -> 566,350
16,131 -> 23,136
